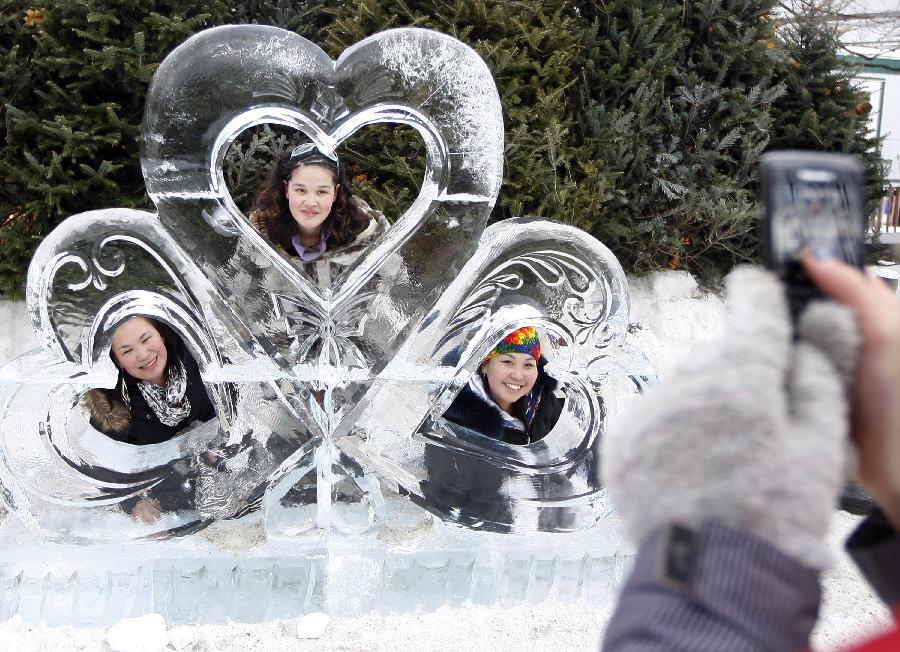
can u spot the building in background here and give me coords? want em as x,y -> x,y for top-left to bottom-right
837,0 -> 900,232
858,58 -> 900,234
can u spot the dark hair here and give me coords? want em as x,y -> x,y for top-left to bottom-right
84,317 -> 187,436
253,149 -> 370,253
480,354 -> 551,425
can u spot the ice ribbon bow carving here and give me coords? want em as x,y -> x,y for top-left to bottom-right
0,26 -> 653,541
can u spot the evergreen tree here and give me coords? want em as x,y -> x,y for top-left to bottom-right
0,0 -> 886,296
652,0 -> 785,278
566,0 -> 684,274
326,0 -> 787,281
1,1 -> 227,296
769,7 -> 887,217
0,3 -> 45,291
0,0 -> 335,297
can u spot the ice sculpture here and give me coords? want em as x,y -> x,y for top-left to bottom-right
0,24 -> 653,549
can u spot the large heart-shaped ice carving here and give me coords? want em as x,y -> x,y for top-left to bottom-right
0,25 -> 653,541
139,26 -> 505,434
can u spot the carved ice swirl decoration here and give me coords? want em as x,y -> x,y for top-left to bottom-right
0,26 -> 653,542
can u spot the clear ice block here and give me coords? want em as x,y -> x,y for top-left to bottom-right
0,23 -> 653,624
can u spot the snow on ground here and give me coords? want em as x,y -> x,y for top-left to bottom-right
815,511 -> 893,651
0,513 -> 889,652
0,603 -> 611,652
0,300 -> 36,362
0,273 -> 893,650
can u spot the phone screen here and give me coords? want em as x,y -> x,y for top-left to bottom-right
761,151 -> 865,280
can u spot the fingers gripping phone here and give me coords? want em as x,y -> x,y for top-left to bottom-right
760,151 -> 866,320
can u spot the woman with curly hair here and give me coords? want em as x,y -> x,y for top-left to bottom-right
251,143 -> 388,287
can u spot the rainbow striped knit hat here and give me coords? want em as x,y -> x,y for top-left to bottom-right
483,326 -> 540,363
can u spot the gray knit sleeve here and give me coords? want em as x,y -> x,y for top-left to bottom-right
601,521 -> 821,652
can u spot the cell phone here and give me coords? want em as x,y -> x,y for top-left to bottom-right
759,150 -> 866,320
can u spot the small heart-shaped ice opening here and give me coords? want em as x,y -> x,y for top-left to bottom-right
223,123 -> 425,286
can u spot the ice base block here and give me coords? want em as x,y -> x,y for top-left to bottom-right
0,508 -> 633,627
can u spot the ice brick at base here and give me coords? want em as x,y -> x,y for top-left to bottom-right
0,509 -> 633,626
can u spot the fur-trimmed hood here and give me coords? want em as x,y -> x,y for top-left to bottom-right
82,388 -> 131,433
317,208 -> 388,263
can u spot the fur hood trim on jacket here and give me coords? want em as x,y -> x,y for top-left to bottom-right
318,207 -> 388,264
82,388 -> 130,433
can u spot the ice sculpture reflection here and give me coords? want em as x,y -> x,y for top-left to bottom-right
0,25 -> 654,543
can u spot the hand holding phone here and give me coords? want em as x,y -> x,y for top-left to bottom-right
759,150 -> 866,320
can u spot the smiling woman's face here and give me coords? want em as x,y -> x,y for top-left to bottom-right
285,164 -> 339,239
111,317 -> 168,386
481,352 -> 538,413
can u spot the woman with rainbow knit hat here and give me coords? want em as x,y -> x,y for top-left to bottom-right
443,326 -> 564,445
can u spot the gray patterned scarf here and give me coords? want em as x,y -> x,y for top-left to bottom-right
137,357 -> 191,426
